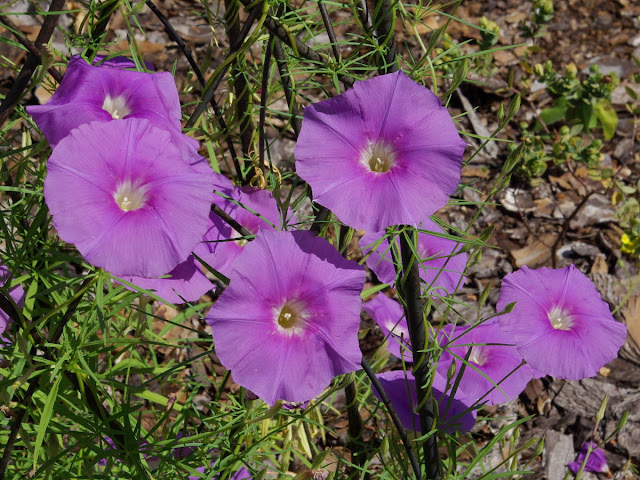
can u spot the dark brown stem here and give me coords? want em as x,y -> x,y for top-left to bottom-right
84,0 -> 119,58
145,0 -> 245,183
211,204 -> 252,239
368,0 -> 397,74
0,0 -> 66,126
258,33 -> 275,173
318,0 -> 341,60
361,358 -> 422,480
225,0 -> 254,162
273,39 -> 302,137
0,15 -> 63,83
238,0 -> 354,89
399,232 -> 440,480
185,8 -> 257,131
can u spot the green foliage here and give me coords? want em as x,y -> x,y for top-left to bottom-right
535,61 -> 619,138
513,61 -> 618,178
520,0 -> 554,38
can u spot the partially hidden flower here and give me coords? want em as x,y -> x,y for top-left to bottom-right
92,54 -> 155,71
568,441 -> 609,474
0,264 -> 25,337
194,176 -> 296,278
44,118 -> 215,277
206,229 -> 364,405
496,265 -> 627,380
120,255 -> 212,304
27,56 -> 187,149
362,293 -> 412,361
189,466 -> 252,480
372,370 -> 476,433
360,218 -> 467,294
295,70 -> 466,232
436,322 -> 537,406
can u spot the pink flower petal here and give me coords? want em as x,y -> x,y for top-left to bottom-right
207,230 -> 364,405
496,265 -> 627,380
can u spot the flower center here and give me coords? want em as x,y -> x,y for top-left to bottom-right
468,345 -> 487,366
360,141 -> 396,173
231,228 -> 249,247
113,181 -> 148,212
548,306 -> 574,330
275,302 -> 307,336
102,94 -> 131,120
385,321 -> 409,341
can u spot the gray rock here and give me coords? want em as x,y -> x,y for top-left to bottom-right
543,431 -> 574,480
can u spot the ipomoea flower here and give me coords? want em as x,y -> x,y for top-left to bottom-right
0,264 -> 25,337
362,293 -> 412,361
27,55 -> 186,150
120,255 -> 212,304
295,71 -> 466,231
568,441 -> 609,474
44,118 -> 215,277
496,265 -> 627,380
436,322 -> 537,406
206,229 -> 364,405
360,218 -> 467,294
372,370 -> 476,433
195,177 -> 295,278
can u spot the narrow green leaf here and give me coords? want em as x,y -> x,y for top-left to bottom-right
33,374 -> 63,470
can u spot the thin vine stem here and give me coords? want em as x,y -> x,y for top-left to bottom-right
0,0 -> 66,126
145,0 -> 245,183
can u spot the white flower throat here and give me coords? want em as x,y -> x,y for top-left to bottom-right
547,306 -> 574,330
114,180 -> 148,212
468,345 -> 487,366
275,302 -> 307,336
102,94 -> 131,120
360,141 -> 396,173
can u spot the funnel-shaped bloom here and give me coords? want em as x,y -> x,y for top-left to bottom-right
121,255 -> 212,303
295,71 -> 466,231
372,370 -> 476,433
206,229 -> 364,405
27,56 -> 183,149
363,293 -> 412,361
195,177 -> 295,278
45,119 -> 215,277
436,322 -> 536,406
360,218 -> 467,294
568,441 -> 609,474
0,264 -> 25,336
496,265 -> 627,380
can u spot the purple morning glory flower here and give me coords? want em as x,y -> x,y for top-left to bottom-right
362,293 -> 412,361
194,177 -> 296,278
496,265 -> 627,380
27,55 -> 183,149
372,370 -> 476,434
0,264 -> 25,337
568,441 -> 609,474
295,71 -> 466,231
360,218 -> 467,294
206,229 -> 365,405
120,255 -> 213,304
44,118 -> 215,277
436,321 -> 537,406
